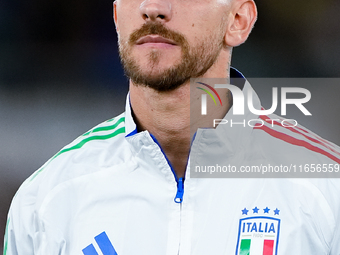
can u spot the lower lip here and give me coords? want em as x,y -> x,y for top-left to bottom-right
137,42 -> 177,49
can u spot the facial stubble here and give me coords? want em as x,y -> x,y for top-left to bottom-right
119,22 -> 225,92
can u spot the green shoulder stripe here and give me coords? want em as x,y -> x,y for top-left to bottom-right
82,117 -> 125,136
29,117 -> 125,182
55,126 -> 125,158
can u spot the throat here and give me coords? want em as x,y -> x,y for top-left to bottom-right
146,124 -> 190,179
160,137 -> 190,179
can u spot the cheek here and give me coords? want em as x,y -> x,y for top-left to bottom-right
117,18 -> 134,42
182,12 -> 223,39
187,23 -> 222,47
188,3 -> 228,32
116,4 -> 143,40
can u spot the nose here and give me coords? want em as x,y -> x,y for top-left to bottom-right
140,0 -> 172,22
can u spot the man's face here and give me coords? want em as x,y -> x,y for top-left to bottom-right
115,0 -> 232,91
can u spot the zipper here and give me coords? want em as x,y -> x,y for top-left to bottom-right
174,177 -> 184,203
149,133 -> 185,204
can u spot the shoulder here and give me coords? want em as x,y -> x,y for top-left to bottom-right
13,112 -> 130,211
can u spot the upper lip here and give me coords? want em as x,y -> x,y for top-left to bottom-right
136,35 -> 177,45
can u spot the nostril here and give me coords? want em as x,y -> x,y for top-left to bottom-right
140,2 -> 172,22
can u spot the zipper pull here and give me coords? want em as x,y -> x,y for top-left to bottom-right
174,177 -> 184,203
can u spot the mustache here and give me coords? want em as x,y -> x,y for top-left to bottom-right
129,22 -> 187,47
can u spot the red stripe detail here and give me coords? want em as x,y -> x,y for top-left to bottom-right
197,82 -> 223,106
259,108 -> 336,149
274,114 -> 334,146
287,121 -> 333,144
259,115 -> 340,158
263,240 -> 274,255
255,124 -> 340,164
297,128 -> 334,147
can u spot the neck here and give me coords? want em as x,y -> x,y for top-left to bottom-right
129,51 -> 232,178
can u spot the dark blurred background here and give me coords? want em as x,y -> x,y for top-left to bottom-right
1,0 -> 340,249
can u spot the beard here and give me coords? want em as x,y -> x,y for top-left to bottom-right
119,22 -> 225,92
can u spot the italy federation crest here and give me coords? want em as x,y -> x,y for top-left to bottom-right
235,207 -> 281,255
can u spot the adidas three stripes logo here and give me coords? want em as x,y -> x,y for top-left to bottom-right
82,232 -> 118,255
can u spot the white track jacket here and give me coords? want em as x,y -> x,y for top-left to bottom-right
4,71 -> 340,255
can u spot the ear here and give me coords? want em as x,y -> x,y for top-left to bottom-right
113,1 -> 119,33
225,0 -> 257,47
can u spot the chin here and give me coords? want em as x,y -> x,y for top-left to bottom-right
142,65 -> 172,76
